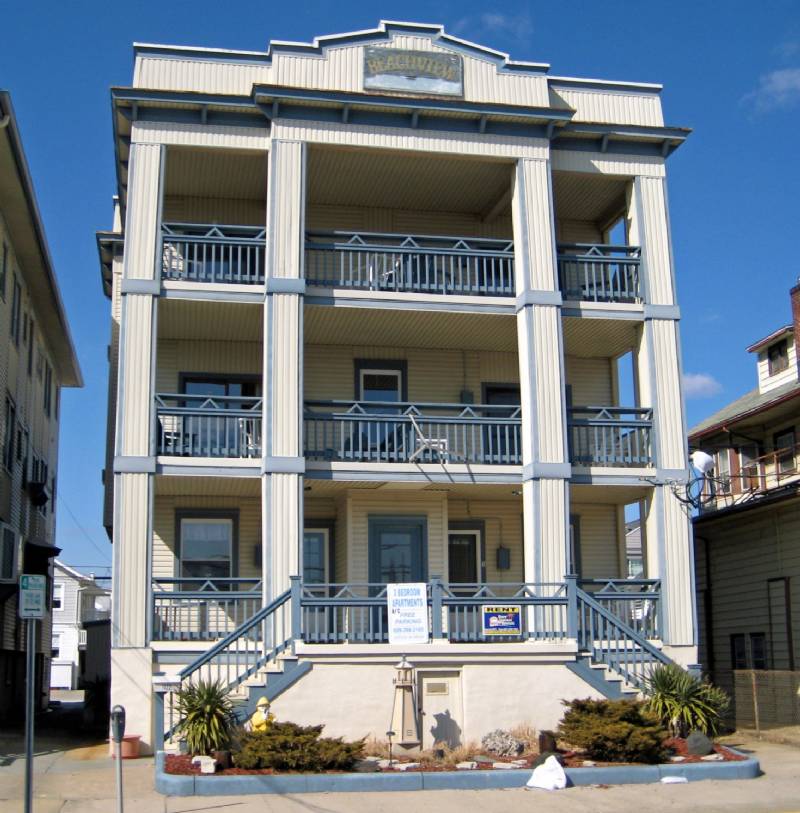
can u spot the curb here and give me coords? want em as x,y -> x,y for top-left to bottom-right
154,748 -> 760,796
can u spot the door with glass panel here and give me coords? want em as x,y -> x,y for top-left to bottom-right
447,529 -> 482,640
357,366 -> 404,461
483,384 -> 520,463
177,515 -> 237,638
303,529 -> 332,641
368,517 -> 427,641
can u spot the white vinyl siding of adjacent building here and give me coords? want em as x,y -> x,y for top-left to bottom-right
756,335 -> 797,394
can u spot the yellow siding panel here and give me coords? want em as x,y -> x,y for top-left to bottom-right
572,503 -> 620,578
565,356 -> 613,405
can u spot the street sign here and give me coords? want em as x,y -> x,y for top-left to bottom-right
19,574 -> 46,619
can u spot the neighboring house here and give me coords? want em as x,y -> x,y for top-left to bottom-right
99,21 -> 696,753
690,282 -> 800,699
0,91 -> 83,720
625,521 -> 644,579
50,560 -> 111,690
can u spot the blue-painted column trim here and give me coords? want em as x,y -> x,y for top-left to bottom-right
265,277 -> 306,295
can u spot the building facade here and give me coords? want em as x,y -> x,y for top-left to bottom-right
691,284 -> 800,701
99,22 -> 695,752
0,90 -> 82,720
50,560 -> 111,690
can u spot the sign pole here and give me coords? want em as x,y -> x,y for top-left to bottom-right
24,617 -> 36,813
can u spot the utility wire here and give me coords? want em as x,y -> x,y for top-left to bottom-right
57,496 -> 112,566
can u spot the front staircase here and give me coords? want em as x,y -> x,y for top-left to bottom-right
159,578 -> 676,742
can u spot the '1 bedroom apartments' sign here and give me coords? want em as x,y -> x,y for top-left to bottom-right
364,47 -> 463,96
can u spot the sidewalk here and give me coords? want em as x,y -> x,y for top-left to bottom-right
0,736 -> 798,812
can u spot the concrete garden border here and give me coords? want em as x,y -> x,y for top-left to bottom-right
155,748 -> 760,796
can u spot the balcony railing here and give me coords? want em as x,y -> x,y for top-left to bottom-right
155,394 -> 262,458
299,581 -> 568,644
161,223 -> 266,285
579,579 -> 661,640
305,231 -> 515,297
304,400 -> 522,465
151,578 -> 263,641
568,406 -> 653,467
557,243 -> 641,304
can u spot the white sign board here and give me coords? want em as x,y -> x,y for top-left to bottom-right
19,574 -> 46,619
387,582 -> 429,644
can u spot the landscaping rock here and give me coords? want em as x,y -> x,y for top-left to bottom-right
190,755 -> 216,775
538,730 -> 558,754
353,759 -> 380,772
474,755 -> 494,764
582,760 -> 596,767
686,731 -> 714,756
395,762 -> 419,772
377,759 -> 399,770
492,761 -> 517,770
482,729 -> 524,757
669,755 -> 687,763
700,753 -> 724,761
511,759 -> 528,767
456,761 -> 477,770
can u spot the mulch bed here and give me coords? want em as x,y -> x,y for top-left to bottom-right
165,738 -> 746,776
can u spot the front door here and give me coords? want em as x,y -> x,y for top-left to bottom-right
483,384 -> 521,463
368,517 -> 427,584
447,529 -> 482,639
303,528 -> 332,641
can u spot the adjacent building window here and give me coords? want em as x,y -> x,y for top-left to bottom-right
0,243 -> 7,300
36,346 -> 43,380
768,339 -> 789,376
51,633 -> 61,660
3,396 -> 15,471
178,515 -> 235,579
53,582 -> 64,610
10,275 -> 21,347
738,444 -> 760,491
27,319 -> 34,376
730,633 -> 747,669
773,429 -> 795,475
715,449 -> 731,494
750,632 -> 768,670
0,527 -> 16,581
44,362 -> 53,417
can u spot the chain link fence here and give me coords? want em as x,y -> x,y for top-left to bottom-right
734,670 -> 800,733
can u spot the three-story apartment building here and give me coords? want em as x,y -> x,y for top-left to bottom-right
99,22 -> 695,752
0,90 -> 82,720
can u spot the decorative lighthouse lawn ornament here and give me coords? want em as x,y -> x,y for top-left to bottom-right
390,656 -> 420,753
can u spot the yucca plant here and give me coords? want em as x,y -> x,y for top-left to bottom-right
644,664 -> 730,738
174,679 -> 238,755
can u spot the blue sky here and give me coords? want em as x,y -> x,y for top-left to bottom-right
2,1 -> 799,572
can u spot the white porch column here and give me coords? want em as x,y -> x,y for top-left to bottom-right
262,139 -> 306,602
512,157 -> 571,586
630,175 -> 695,652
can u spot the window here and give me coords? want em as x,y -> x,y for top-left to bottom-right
627,557 -> 644,578
768,340 -> 789,376
20,428 -> 29,487
53,582 -> 64,610
27,319 -> 34,376
730,633 -> 747,669
10,275 -> 21,347
51,633 -> 61,660
738,444 -> 760,491
178,515 -> 235,580
715,449 -> 731,494
750,633 -> 768,670
3,396 -> 15,471
0,243 -> 7,300
44,362 -> 52,417
0,527 -> 16,581
774,429 -> 795,476
36,346 -> 43,380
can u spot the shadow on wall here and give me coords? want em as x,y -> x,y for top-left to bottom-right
430,709 -> 462,748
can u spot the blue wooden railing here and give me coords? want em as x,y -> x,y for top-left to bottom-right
557,243 -> 641,303
568,406 -> 653,467
154,393 -> 262,458
151,578 -> 263,641
304,400 -> 522,465
305,231 -> 515,296
161,223 -> 266,284
578,578 -> 661,640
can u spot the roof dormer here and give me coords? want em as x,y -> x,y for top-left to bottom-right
747,325 -> 797,394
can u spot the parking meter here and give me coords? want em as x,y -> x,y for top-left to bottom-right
111,706 -> 126,744
111,705 -> 126,813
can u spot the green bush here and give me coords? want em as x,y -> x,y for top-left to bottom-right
233,720 -> 365,772
645,663 -> 730,738
174,679 -> 238,756
557,698 -> 667,764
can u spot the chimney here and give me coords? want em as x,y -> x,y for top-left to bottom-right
792,281 -> 800,378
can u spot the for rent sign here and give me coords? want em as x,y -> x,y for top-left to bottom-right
364,48 -> 463,96
387,582 -> 429,644
481,605 -> 522,637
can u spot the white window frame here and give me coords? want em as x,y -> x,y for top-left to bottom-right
359,369 -> 403,403
51,632 -> 61,660
179,516 -> 234,579
52,582 -> 65,610
0,525 -> 17,582
303,528 -> 331,585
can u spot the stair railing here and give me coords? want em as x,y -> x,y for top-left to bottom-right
572,580 -> 673,692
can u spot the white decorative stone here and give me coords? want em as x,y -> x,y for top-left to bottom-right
377,759 -> 399,770
669,756 -> 686,763
700,753 -> 724,761
492,761 -> 517,770
511,759 -> 528,767
456,761 -> 478,770
191,755 -> 217,774
582,760 -> 596,767
395,762 -> 419,772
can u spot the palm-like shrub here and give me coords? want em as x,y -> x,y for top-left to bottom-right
174,679 -> 238,755
644,664 -> 730,738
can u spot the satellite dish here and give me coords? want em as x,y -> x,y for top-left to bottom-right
690,450 -> 715,475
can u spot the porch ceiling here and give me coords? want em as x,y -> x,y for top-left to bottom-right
307,145 -> 514,216
552,171 -> 628,225
158,298 -> 263,342
304,479 -> 521,500
155,475 -> 261,497
562,316 -> 639,358
571,483 -> 652,504
304,304 -> 517,352
164,146 -> 268,200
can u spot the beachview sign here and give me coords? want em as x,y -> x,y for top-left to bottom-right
364,47 -> 463,96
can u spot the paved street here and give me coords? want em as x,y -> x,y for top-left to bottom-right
0,734 -> 799,813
